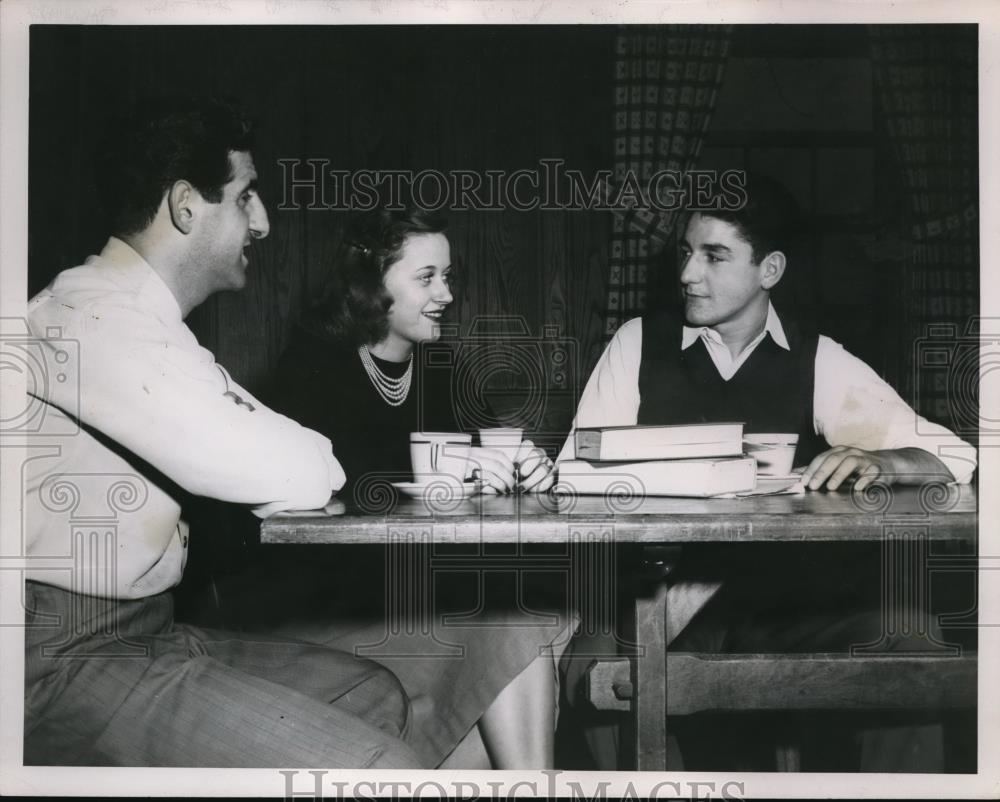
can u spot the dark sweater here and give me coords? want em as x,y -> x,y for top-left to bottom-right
269,327 -> 460,499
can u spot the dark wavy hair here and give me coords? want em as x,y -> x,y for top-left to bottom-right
307,208 -> 449,347
698,173 -> 803,263
94,94 -> 255,237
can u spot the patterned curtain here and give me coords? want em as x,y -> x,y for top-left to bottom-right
604,25 -> 732,338
868,25 -> 978,438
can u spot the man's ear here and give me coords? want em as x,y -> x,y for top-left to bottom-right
759,250 -> 786,290
167,180 -> 197,234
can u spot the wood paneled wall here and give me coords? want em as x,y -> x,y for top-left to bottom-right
30,25 -> 976,442
29,25 -> 614,401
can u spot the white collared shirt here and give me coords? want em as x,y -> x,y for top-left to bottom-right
24,238 -> 345,599
557,304 -> 978,484
681,303 -> 789,380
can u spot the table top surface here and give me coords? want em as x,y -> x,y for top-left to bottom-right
261,484 -> 977,545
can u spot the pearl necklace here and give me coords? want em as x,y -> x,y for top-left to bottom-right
358,346 -> 413,406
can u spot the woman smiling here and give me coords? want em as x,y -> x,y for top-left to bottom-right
254,207 -> 570,769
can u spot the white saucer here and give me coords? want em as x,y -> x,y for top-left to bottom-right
392,479 -> 480,501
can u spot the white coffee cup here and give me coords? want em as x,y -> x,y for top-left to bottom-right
478,427 -> 524,453
410,432 -> 472,483
744,433 -> 799,477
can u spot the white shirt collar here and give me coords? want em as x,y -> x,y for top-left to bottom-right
681,301 -> 790,352
98,236 -> 184,323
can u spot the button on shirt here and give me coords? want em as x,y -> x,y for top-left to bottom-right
24,238 -> 346,599
557,305 -> 977,484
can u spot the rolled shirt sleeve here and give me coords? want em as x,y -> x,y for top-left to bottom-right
813,336 -> 977,484
557,318 -> 643,463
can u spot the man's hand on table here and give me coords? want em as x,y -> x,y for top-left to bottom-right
801,446 -> 955,492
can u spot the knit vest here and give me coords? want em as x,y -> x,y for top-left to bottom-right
637,311 -> 828,466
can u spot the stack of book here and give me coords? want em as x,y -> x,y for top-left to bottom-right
558,422 -> 757,497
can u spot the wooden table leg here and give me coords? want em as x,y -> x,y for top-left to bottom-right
634,574 -> 669,770
632,547 -> 723,770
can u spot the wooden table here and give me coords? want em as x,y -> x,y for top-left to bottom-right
262,484 -> 978,769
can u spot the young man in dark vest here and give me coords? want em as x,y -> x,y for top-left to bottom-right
556,174 -> 976,771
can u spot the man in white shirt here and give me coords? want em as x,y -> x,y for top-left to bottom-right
557,174 -> 977,770
23,96 -> 422,768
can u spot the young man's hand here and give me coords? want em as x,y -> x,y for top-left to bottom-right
801,446 -> 954,492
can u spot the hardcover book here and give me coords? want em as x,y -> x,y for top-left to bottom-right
573,422 -> 744,462
556,456 -> 757,498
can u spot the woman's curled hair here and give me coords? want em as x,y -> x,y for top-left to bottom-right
306,207 -> 448,347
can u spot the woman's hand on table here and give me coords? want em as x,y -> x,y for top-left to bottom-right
467,441 -> 556,494
513,440 -> 556,493
468,446 -> 517,494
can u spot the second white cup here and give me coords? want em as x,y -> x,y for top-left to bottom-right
744,433 -> 799,477
478,427 -> 524,453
